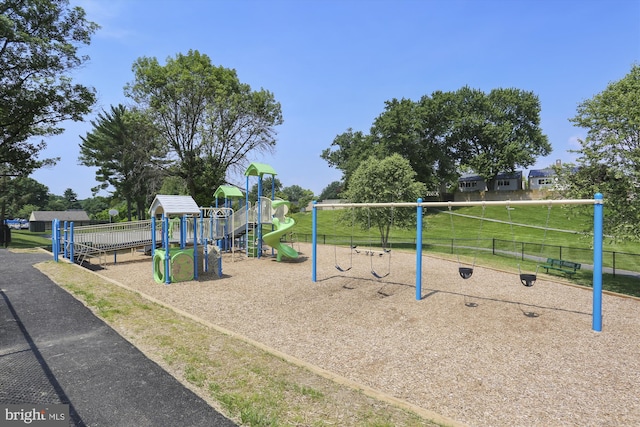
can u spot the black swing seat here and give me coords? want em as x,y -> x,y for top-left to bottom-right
520,273 -> 536,287
458,267 -> 473,280
371,270 -> 390,279
335,265 -> 352,272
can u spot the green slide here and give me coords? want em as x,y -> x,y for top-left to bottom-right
262,201 -> 298,261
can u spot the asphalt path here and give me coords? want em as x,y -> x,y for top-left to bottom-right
0,248 -> 236,427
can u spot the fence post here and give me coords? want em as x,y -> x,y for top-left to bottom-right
492,238 -> 495,255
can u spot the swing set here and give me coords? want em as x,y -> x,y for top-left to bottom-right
333,206 -> 393,278
311,195 -> 605,332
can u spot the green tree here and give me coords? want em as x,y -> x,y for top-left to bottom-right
342,154 -> 425,246
3,176 -> 49,218
451,86 -> 551,189
0,0 -> 98,176
125,50 -> 283,206
370,93 -> 459,192
81,196 -> 110,220
278,185 -> 314,213
322,87 -> 549,194
318,180 -> 343,201
562,64 -> 640,239
63,188 -> 81,210
320,129 -> 375,188
248,177 -> 282,202
79,104 -> 165,220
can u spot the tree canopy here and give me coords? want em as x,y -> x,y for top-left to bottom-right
561,64 -> 640,239
125,50 -> 283,206
341,154 -> 425,246
322,86 -> 550,193
0,0 -> 98,175
79,104 -> 164,220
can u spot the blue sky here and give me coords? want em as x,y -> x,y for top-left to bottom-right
31,0 -> 640,200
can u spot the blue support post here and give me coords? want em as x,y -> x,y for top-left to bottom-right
416,198 -> 423,300
245,176 -> 250,249
592,193 -> 604,332
52,219 -> 59,262
151,216 -> 156,258
193,213 -> 199,280
257,176 -> 262,258
69,222 -> 74,262
63,221 -> 68,259
312,201 -> 317,282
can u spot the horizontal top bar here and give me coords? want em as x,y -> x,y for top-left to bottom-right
314,199 -> 601,209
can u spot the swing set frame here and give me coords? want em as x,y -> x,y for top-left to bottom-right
312,195 -> 605,332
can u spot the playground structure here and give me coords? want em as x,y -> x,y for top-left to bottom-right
312,195 -> 605,332
51,162 -> 298,282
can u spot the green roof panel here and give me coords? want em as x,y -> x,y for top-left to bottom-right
244,162 -> 277,177
213,185 -> 245,199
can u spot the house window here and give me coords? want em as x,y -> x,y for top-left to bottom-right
460,181 -> 477,189
497,180 -> 510,186
537,178 -> 553,185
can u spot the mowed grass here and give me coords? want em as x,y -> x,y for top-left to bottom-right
35,261 -> 444,427
291,204 -> 640,297
5,229 -> 51,249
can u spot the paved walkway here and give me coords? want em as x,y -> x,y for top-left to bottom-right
0,249 -> 236,426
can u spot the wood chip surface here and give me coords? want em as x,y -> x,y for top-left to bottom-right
98,244 -> 640,427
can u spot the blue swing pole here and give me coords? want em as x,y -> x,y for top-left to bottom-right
592,193 -> 604,332
415,198 -> 423,300
312,201 -> 317,282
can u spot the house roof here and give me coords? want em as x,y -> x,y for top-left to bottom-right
213,185 -> 244,199
148,195 -> 200,217
29,211 -> 90,222
244,162 -> 277,177
528,168 -> 556,178
458,171 -> 522,181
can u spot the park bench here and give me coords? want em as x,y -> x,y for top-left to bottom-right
541,258 -> 581,277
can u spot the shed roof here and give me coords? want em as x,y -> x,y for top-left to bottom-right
213,185 -> 244,199
148,195 -> 200,217
30,211 -> 90,222
244,162 -> 277,177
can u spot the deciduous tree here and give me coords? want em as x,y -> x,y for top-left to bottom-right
342,154 -> 425,246
0,0 -> 98,175
125,50 -> 283,206
562,64 -> 640,239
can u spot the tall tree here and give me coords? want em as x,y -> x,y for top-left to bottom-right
322,87 -> 549,194
125,50 -> 283,206
63,188 -> 81,210
370,92 -> 460,192
320,129 -> 375,188
79,105 -> 164,220
3,176 -> 49,218
342,154 -> 425,246
0,0 -> 98,175
563,64 -> 640,239
451,86 -> 551,189
318,180 -> 343,201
